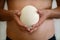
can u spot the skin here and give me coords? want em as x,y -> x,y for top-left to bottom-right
7,0 -> 54,40
0,0 -> 60,40
31,0 -> 60,32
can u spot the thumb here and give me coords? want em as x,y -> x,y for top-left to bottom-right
38,9 -> 43,14
15,11 -> 21,17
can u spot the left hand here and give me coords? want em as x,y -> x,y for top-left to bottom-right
30,9 -> 52,33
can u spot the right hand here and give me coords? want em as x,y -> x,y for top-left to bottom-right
9,10 -> 30,32
30,9 -> 52,32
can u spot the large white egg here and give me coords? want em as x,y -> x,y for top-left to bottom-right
20,5 -> 39,28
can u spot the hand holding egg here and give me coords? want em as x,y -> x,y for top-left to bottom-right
20,5 -> 39,31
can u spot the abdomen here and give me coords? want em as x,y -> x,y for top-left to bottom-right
7,20 -> 54,40
7,0 -> 54,40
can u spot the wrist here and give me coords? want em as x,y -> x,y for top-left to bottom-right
47,9 -> 56,19
48,9 -> 60,19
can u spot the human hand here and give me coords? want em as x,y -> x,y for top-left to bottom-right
30,9 -> 52,32
9,10 -> 30,32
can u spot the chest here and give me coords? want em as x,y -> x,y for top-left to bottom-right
7,0 -> 52,10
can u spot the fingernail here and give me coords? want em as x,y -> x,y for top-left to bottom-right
27,28 -> 30,31
30,30 -> 33,33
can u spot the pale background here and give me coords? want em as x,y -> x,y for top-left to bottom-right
0,0 -> 60,40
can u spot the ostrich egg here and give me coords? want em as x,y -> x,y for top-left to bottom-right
20,5 -> 39,28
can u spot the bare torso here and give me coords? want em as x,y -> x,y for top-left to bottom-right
7,0 -> 55,40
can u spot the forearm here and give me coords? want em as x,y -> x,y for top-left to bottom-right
0,9 -> 12,21
49,7 -> 60,19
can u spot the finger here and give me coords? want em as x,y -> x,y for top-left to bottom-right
15,12 -> 21,17
27,28 -> 31,32
14,15 -> 30,31
32,15 -> 47,29
37,15 -> 48,27
14,15 -> 22,25
31,24 -> 38,31
14,14 -> 25,27
37,9 -> 43,14
30,27 -> 38,33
